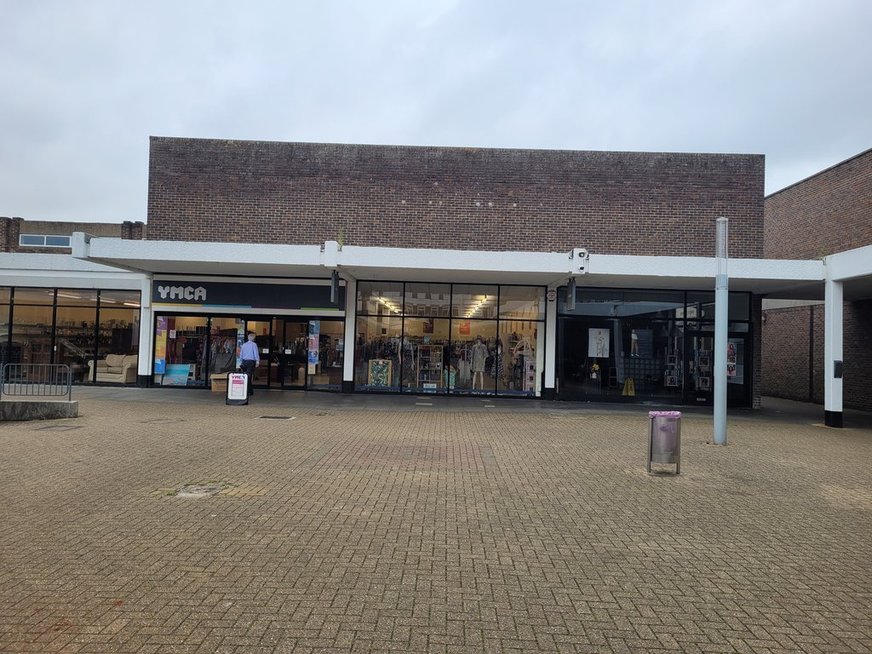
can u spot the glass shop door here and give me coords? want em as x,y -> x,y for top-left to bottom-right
280,320 -> 309,390
684,332 -> 751,407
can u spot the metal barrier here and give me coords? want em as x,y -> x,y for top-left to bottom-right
1,364 -> 73,401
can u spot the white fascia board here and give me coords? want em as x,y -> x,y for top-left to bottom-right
339,246 -> 566,275
86,238 -> 324,267
0,252 -> 132,274
587,254 -> 824,283
825,244 -> 872,282
0,253 -> 146,289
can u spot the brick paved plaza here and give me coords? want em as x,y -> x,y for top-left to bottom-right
1,390 -> 870,653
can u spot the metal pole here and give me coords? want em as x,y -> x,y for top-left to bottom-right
713,217 -> 728,445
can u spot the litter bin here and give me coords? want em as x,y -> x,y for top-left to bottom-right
647,410 -> 681,474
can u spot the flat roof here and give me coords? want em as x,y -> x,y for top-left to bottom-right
69,234 -> 835,300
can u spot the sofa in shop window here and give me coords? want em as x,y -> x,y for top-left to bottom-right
87,354 -> 138,384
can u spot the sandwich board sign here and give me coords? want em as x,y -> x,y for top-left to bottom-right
226,372 -> 249,405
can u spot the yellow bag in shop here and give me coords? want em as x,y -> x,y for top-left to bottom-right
622,377 -> 636,396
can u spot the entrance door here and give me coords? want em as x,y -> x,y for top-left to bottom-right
685,333 -> 714,405
244,320 -> 273,388
684,332 -> 751,407
279,320 -> 308,389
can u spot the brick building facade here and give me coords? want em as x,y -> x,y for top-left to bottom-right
147,137 -> 764,258
763,148 -> 872,411
1,217 -> 145,253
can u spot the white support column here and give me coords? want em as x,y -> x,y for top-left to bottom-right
544,287 -> 558,399
824,278 -> 844,427
137,275 -> 154,385
342,278 -> 357,393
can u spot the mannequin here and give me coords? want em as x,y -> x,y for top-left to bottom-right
470,336 -> 488,390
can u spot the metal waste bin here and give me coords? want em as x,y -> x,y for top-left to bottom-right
647,410 -> 681,474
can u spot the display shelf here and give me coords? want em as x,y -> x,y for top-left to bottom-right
417,344 -> 443,391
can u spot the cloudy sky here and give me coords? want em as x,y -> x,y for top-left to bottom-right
1,0 -> 870,223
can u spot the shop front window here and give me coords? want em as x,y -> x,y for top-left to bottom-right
448,319 -> 498,394
404,283 -> 451,318
451,284 -> 498,319
207,317 -> 244,385
558,287 -> 753,405
55,290 -> 98,383
308,319 -> 345,390
403,317 -> 450,393
355,283 -> 545,397
355,315 -> 402,391
497,320 -> 541,396
558,289 -> 686,402
499,286 -> 545,321
156,315 -> 207,386
357,282 -> 403,316
0,296 -> 10,371
11,288 -> 55,370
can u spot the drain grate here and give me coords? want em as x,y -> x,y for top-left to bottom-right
33,424 -> 81,432
257,416 -> 296,420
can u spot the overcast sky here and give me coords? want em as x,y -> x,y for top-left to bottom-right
1,0 -> 870,223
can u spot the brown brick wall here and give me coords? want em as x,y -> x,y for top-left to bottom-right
762,306 -> 817,403
0,217 -> 22,252
763,148 -> 872,413
147,137 -> 765,257
763,302 -> 871,412
0,218 -> 144,253
751,295 -> 763,409
844,300 -> 872,412
765,148 -> 872,259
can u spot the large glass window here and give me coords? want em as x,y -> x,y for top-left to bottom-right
55,293 -> 97,383
355,315 -> 402,391
10,290 -> 54,367
0,297 -> 12,371
497,320 -> 541,396
307,319 -> 345,391
499,286 -> 545,321
155,315 -> 208,386
356,282 -> 545,397
451,285 -> 498,319
357,282 -> 403,316
448,319 -> 498,394
558,287 -> 752,405
403,317 -> 449,393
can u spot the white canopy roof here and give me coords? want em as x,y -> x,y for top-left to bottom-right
70,233 -> 835,299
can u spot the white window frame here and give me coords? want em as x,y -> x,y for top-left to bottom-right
18,234 -> 71,248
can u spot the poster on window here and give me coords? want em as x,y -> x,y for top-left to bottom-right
154,316 -> 168,374
588,328 -> 610,358
308,320 -> 320,374
728,339 -> 743,384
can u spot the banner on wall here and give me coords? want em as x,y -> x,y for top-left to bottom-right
308,320 -> 320,375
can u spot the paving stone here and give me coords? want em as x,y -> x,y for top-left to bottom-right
0,390 -> 870,653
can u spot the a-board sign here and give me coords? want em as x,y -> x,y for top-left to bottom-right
226,372 -> 249,405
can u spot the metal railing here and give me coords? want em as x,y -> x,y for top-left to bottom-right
1,364 -> 73,401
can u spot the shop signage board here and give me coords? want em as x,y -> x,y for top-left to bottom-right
152,280 -> 345,311
226,372 -> 249,405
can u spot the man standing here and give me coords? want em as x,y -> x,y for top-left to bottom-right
240,332 -> 260,395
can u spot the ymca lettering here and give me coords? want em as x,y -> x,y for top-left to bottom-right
156,285 -> 207,302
